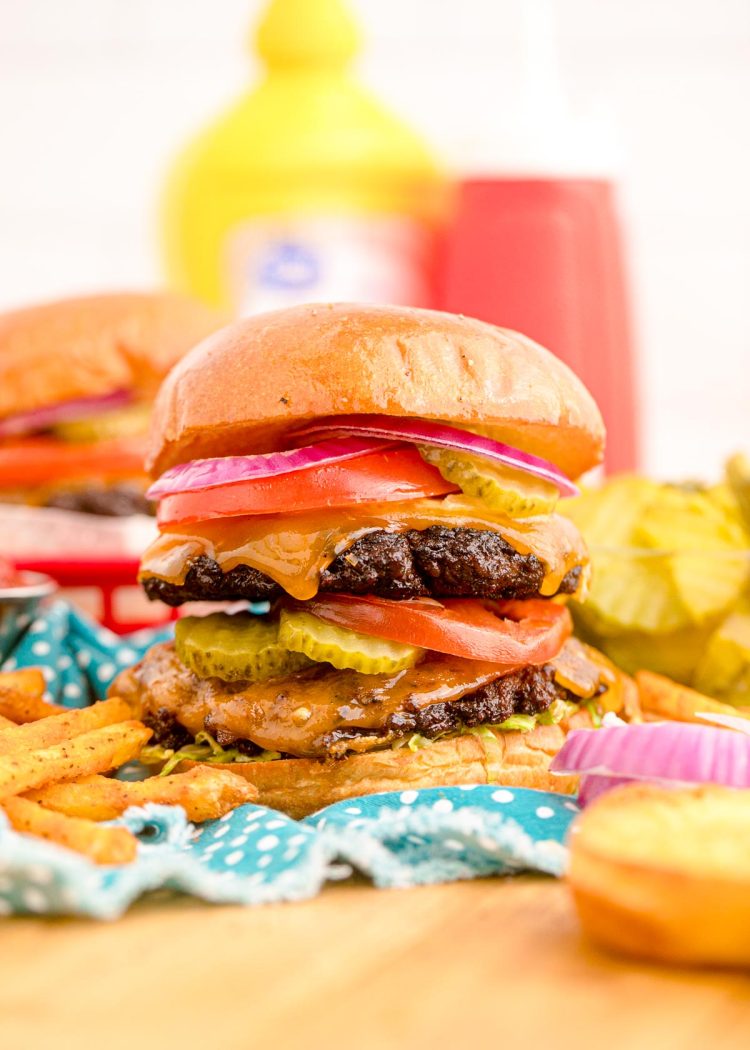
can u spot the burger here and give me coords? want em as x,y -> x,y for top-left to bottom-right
114,303 -> 634,818
0,292 -> 224,522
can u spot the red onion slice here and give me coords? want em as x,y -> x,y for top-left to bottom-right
696,712 -> 750,736
552,722 -> 750,806
0,390 -> 132,439
295,414 -> 578,497
146,437 -> 393,500
577,774 -> 637,807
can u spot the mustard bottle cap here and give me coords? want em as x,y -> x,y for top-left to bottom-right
255,0 -> 360,70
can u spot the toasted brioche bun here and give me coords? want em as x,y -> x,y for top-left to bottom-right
0,292 -> 225,422
147,303 -> 604,479
177,724 -> 578,820
569,784 -> 750,967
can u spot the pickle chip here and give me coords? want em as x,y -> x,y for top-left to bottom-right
726,452 -> 750,535
175,612 -> 312,682
693,606 -> 750,704
561,475 -> 662,546
576,551 -> 691,636
419,447 -> 558,517
632,487 -> 749,624
278,608 -> 423,675
563,475 -> 750,637
53,403 -> 151,444
580,623 -> 715,684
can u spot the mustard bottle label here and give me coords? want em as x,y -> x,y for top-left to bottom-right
224,214 -> 434,315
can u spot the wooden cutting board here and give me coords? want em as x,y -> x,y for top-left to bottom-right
1,877 -> 748,1049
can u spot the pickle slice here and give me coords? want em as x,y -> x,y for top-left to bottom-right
633,487 -> 749,624
175,612 -> 312,682
278,608 -> 423,674
580,623 -> 715,683
726,453 -> 750,535
53,403 -> 151,444
561,475 -> 662,545
576,551 -> 691,635
693,607 -> 750,704
419,447 -> 558,516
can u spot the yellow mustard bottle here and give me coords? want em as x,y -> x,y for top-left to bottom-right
162,0 -> 445,314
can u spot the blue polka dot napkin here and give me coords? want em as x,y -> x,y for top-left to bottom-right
0,600 -> 172,704
0,600 -> 578,918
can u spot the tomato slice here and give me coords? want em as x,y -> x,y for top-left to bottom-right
289,594 -> 572,668
0,437 -> 148,488
157,448 -> 458,526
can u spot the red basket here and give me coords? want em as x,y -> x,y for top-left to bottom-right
12,557 -> 178,635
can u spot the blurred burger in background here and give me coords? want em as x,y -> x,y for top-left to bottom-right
0,292 -> 224,555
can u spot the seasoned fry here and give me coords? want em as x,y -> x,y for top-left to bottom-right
0,668 -> 46,696
0,721 -> 152,801
0,686 -> 67,724
28,766 -> 258,822
636,670 -> 750,724
0,697 -> 133,758
2,796 -> 137,865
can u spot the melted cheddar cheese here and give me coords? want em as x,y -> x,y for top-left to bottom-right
139,495 -> 589,600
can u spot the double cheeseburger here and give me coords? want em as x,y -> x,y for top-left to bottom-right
115,304 -> 634,817
0,292 -> 223,517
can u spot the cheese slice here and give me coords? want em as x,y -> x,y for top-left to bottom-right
139,496 -> 589,600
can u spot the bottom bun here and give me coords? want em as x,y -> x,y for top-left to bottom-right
569,784 -> 750,968
180,724 -> 578,819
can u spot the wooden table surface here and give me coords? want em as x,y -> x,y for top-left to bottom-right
2,877 -> 749,1050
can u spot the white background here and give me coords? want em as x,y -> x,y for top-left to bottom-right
0,0 -> 748,479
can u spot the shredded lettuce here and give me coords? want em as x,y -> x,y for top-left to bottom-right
390,733 -> 430,751
141,699 -> 582,773
583,699 -> 604,728
400,703 -> 578,752
140,731 -> 281,777
537,698 -> 578,726
466,716 -> 530,736
491,714 -> 538,733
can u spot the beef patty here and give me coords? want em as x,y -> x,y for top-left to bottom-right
45,483 -> 153,517
316,663 -> 568,758
143,525 -> 583,605
128,643 -> 583,761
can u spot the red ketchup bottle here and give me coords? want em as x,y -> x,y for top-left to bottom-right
437,4 -> 639,473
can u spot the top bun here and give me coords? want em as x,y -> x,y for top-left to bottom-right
148,303 -> 605,479
0,292 -> 226,422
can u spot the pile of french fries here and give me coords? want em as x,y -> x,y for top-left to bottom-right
0,668 -> 257,865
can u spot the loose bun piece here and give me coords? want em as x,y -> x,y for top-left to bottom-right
569,784 -> 750,967
181,724 -> 578,820
0,292 -> 226,421
148,303 -> 605,480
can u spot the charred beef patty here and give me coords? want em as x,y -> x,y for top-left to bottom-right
318,664 -> 569,758
45,483 -> 154,517
138,658 -> 576,761
143,525 -> 582,605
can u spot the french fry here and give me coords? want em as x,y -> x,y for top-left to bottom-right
621,673 -> 643,723
636,670 -> 750,724
27,766 -> 258,822
0,697 -> 133,758
0,714 -> 16,730
0,721 -> 152,801
0,667 -> 46,696
0,686 -> 67,724
2,796 -> 137,865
